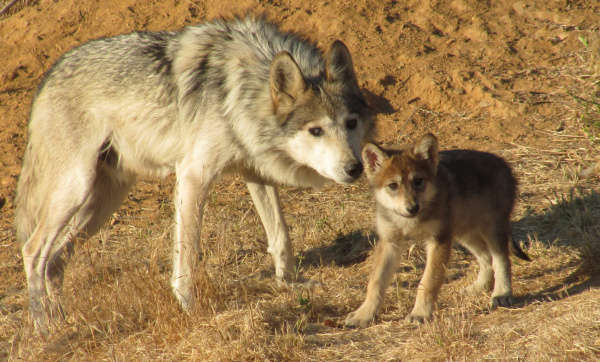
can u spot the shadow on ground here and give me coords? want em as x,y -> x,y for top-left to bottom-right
301,187 -> 600,307
300,230 -> 376,268
512,187 -> 600,302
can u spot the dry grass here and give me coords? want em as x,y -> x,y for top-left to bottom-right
3,139 -> 600,360
3,7 -> 600,362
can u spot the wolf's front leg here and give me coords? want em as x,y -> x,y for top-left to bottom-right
171,168 -> 216,311
406,238 -> 452,323
244,175 -> 295,281
345,238 -> 399,328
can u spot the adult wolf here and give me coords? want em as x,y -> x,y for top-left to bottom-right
15,15 -> 372,332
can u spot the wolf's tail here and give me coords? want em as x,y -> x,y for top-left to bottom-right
509,232 -> 531,262
14,139 -> 47,246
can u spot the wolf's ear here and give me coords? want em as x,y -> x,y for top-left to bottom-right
362,143 -> 388,176
270,51 -> 306,109
326,40 -> 358,85
413,133 -> 439,166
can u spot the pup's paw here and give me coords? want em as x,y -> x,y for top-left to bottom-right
490,293 -> 513,307
405,312 -> 434,324
462,279 -> 493,296
345,310 -> 376,329
405,304 -> 435,324
345,302 -> 378,329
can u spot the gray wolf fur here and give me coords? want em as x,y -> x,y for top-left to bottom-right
15,15 -> 373,332
345,133 -> 529,328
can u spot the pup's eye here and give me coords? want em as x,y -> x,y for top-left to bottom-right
388,182 -> 398,191
413,177 -> 423,187
309,127 -> 323,137
346,118 -> 358,130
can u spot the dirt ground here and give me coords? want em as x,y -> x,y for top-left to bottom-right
2,0 -> 600,360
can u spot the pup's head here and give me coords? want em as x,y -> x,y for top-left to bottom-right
362,133 -> 439,218
270,41 -> 373,184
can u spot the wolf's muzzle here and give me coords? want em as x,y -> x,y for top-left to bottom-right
344,162 -> 363,179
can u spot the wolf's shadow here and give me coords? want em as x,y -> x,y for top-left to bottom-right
362,88 -> 395,116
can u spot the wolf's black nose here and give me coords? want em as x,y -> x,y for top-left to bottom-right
344,163 -> 363,179
407,204 -> 420,215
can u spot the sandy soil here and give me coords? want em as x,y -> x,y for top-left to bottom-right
1,0 -> 600,359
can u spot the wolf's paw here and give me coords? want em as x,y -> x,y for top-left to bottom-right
345,310 -> 376,329
490,293 -> 513,308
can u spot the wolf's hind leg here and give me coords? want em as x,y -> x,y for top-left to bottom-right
22,163 -> 98,332
45,162 -> 135,302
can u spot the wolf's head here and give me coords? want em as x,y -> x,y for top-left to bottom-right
270,41 -> 373,185
362,134 -> 439,218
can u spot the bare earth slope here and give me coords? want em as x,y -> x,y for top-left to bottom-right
1,0 -> 600,360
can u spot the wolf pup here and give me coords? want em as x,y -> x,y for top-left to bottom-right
345,133 -> 529,328
15,15 -> 372,332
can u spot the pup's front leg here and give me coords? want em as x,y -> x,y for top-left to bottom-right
406,237 -> 451,323
345,237 -> 399,328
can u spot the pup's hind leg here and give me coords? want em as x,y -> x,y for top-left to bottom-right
486,224 -> 514,307
244,173 -> 294,282
458,235 -> 494,294
406,237 -> 452,323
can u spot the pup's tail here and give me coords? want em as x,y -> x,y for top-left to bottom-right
509,232 -> 531,262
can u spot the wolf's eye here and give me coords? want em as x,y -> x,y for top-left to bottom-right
388,182 -> 398,191
309,127 -> 323,137
413,177 -> 423,187
346,118 -> 358,130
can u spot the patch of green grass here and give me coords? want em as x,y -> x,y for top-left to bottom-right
572,37 -> 600,143
571,85 -> 600,142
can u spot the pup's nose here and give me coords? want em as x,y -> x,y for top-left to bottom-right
344,162 -> 363,179
407,204 -> 420,215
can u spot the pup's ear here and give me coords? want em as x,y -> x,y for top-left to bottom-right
413,133 -> 439,167
326,40 -> 358,85
362,143 -> 388,176
270,51 -> 306,109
